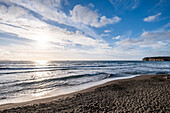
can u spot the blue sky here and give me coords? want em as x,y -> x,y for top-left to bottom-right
0,0 -> 169,60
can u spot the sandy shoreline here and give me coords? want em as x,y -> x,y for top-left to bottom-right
0,74 -> 169,112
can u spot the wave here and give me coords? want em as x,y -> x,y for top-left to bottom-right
1,61 -> 170,104
0,64 -> 124,70
12,72 -> 109,87
0,68 -> 75,75
0,66 -> 65,70
0,72 -> 110,96
0,64 -> 127,75
156,71 -> 169,74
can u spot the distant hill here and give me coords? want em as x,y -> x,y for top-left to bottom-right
142,57 -> 170,61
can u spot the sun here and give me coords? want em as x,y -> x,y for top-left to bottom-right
34,33 -> 51,49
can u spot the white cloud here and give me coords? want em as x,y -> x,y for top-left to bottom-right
0,3 -> 114,60
5,0 -> 99,39
143,13 -> 162,22
140,41 -> 167,49
115,30 -> 170,49
88,3 -> 94,8
100,34 -> 109,37
112,35 -> 121,40
70,5 -> 121,27
0,47 -> 11,57
6,0 -> 120,39
99,16 -> 121,27
141,30 -> 170,40
0,1 -> 169,60
8,0 -> 67,23
104,30 -> 111,33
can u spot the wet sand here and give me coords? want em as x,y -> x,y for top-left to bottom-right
0,74 -> 169,113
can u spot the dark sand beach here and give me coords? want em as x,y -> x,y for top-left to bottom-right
0,74 -> 169,113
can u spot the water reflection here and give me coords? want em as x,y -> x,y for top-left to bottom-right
32,60 -> 50,96
35,60 -> 48,65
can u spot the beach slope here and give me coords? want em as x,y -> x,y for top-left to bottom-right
0,74 -> 169,112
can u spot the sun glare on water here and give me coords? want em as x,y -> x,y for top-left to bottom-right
35,60 -> 48,65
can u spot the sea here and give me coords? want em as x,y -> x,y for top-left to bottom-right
0,61 -> 170,105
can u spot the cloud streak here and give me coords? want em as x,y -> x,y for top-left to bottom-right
143,13 -> 162,22
112,35 -> 120,40
104,30 -> 111,33
109,0 -> 140,11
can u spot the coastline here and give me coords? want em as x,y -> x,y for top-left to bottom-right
0,74 -> 169,112
0,75 -> 139,106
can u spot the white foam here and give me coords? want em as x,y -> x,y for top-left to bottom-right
0,75 -> 139,105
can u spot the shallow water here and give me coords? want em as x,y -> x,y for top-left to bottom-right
0,61 -> 170,104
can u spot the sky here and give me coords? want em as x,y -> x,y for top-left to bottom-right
0,0 -> 170,61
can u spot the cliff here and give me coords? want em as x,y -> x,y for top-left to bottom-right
142,57 -> 170,61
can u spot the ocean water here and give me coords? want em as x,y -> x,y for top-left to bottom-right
0,61 -> 170,105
